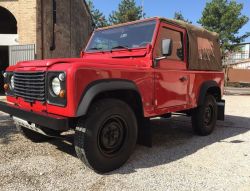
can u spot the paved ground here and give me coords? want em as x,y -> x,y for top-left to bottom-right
0,95 -> 250,191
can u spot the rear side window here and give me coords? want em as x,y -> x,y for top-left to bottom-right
154,27 -> 184,61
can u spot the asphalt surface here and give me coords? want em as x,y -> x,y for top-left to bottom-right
0,95 -> 250,191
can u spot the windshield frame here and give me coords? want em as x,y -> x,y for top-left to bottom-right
84,18 -> 158,53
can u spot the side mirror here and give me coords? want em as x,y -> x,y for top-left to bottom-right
162,39 -> 172,56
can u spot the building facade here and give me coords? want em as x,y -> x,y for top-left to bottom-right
224,43 -> 250,69
0,0 -> 93,60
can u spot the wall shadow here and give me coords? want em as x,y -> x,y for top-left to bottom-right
0,113 -> 18,144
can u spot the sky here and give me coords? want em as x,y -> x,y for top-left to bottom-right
91,0 -> 250,42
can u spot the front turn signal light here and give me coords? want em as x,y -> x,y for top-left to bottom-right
4,84 -> 9,91
59,90 -> 66,98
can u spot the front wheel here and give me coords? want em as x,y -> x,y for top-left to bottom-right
191,95 -> 218,136
74,99 -> 138,173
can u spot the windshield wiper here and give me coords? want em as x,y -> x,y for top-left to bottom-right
88,47 -> 103,51
111,45 -> 131,51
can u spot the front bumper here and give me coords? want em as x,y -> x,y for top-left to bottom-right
0,101 -> 70,131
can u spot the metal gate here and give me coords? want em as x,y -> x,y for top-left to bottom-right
8,44 -> 35,66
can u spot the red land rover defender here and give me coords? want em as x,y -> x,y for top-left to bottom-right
0,18 -> 225,173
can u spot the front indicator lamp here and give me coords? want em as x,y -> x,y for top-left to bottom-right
4,84 -> 9,91
59,90 -> 66,98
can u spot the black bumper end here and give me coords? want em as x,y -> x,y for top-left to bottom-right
0,101 -> 70,131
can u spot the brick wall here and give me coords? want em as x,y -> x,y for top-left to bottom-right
0,0 -> 37,45
18,0 -> 37,45
0,1 -> 19,21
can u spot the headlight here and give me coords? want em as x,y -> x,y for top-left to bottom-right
48,72 -> 66,106
51,77 -> 61,96
10,75 -> 14,90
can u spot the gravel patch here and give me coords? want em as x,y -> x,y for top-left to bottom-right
0,95 -> 250,191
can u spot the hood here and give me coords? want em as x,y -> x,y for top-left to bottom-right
15,58 -> 84,68
14,48 -> 150,69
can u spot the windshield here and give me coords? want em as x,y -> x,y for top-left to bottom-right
86,20 -> 157,52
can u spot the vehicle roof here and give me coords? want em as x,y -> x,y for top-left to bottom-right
158,17 -> 219,38
95,17 -> 222,71
96,17 -> 219,38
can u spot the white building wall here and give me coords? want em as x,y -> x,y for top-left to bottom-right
0,34 -> 18,45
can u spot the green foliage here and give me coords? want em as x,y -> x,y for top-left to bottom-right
198,0 -> 250,54
174,11 -> 192,24
109,0 -> 145,25
87,0 -> 108,28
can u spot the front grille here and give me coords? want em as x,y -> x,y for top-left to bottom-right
14,72 -> 46,102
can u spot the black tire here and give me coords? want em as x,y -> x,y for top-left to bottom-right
74,98 -> 138,173
191,94 -> 218,136
17,125 -> 53,143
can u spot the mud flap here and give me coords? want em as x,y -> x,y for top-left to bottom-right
217,100 -> 225,121
137,118 -> 152,147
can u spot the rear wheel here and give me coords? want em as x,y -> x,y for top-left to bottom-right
74,99 -> 137,173
191,94 -> 218,136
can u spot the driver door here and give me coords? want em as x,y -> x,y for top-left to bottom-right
154,22 -> 189,109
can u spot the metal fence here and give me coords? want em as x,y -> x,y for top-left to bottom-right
8,44 -> 35,66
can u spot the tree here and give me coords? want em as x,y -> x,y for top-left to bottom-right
198,0 -> 250,54
174,11 -> 192,24
87,0 -> 108,28
109,0 -> 145,25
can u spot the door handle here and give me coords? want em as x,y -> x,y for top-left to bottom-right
179,76 -> 188,82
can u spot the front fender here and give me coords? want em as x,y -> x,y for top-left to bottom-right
76,79 -> 140,117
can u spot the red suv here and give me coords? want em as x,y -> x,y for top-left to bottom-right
0,17 -> 225,173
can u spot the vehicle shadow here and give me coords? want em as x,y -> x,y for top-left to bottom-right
47,114 -> 249,174
115,114 -> 250,174
1,114 -> 249,174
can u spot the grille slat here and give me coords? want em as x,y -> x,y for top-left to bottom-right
14,87 -> 45,94
14,72 -> 46,102
14,93 -> 45,101
14,74 -> 45,77
14,77 -> 45,82
15,81 -> 45,86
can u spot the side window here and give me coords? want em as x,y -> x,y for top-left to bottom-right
155,27 -> 184,61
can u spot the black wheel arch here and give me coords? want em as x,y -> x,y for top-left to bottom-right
198,80 -> 222,106
76,79 -> 144,117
